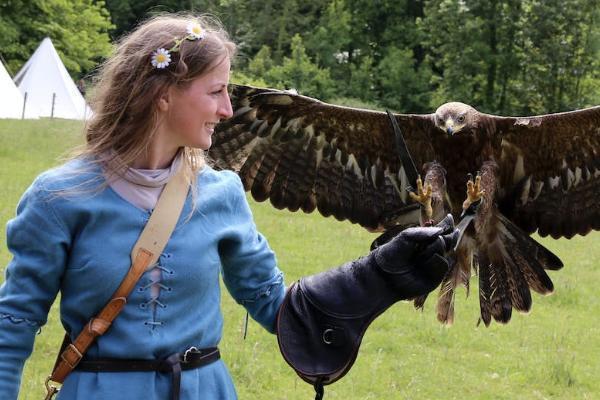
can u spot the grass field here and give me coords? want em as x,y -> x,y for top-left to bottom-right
1,119 -> 599,400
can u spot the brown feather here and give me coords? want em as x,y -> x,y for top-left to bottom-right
495,106 -> 600,238
413,294 -> 428,310
488,252 -> 513,324
436,237 -> 473,325
476,252 -> 493,327
212,84 -> 436,229
251,144 -> 282,203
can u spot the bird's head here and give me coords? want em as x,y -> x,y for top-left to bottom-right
434,102 -> 478,136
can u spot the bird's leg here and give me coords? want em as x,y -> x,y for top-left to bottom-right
409,176 -> 434,225
462,172 -> 485,211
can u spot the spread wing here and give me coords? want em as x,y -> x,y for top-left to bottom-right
491,106 -> 600,238
210,84 -> 439,230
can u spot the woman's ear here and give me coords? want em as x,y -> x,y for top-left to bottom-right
157,90 -> 171,112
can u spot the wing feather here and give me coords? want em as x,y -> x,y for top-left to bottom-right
491,106 -> 600,238
211,84 -> 438,229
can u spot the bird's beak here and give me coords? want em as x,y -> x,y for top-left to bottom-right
445,119 -> 454,135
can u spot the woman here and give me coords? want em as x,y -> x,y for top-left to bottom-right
0,14 -> 454,400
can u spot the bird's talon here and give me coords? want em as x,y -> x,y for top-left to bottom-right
463,173 -> 485,210
409,176 -> 433,220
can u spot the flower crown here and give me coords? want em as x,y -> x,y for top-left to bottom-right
151,22 -> 205,69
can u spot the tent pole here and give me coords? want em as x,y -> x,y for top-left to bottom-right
51,92 -> 56,118
22,92 -> 28,120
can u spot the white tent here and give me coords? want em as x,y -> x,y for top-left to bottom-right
0,60 -> 27,119
14,37 -> 91,120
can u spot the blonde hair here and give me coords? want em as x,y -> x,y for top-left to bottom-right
68,13 -> 236,198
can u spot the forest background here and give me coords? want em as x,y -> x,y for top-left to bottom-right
0,0 -> 598,115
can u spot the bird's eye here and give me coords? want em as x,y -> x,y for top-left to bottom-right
458,115 -> 465,123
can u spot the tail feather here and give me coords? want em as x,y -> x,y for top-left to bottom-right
487,244 -> 513,323
436,238 -> 473,324
475,212 -> 562,324
491,229 -> 533,313
499,213 -> 557,294
500,213 -> 563,270
510,248 -> 554,295
477,253 -> 492,327
504,249 -> 533,313
436,271 -> 456,325
413,294 -> 428,310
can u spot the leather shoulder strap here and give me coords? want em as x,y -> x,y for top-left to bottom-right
131,165 -> 189,269
47,163 -> 190,387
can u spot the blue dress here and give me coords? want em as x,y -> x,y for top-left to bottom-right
0,159 -> 286,399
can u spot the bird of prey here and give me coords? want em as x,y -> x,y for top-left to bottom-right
210,84 -> 600,326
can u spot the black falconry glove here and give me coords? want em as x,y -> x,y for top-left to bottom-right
276,215 -> 458,399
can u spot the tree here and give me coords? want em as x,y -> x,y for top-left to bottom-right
347,56 -> 377,101
48,0 -> 598,112
37,0 -> 114,74
104,0 -> 217,39
304,0 -> 352,70
516,0 -> 600,112
424,0 -> 490,109
0,0 -> 37,75
247,46 -> 274,78
0,0 -> 113,77
377,47 -> 432,112
265,35 -> 334,99
423,0 -> 599,114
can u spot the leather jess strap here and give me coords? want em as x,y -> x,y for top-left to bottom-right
45,163 -> 189,393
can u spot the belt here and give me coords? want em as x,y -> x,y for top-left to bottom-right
76,346 -> 220,400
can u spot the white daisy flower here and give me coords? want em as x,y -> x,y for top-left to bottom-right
151,48 -> 171,69
187,22 -> 204,40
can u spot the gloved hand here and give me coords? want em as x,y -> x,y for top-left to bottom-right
373,214 -> 458,299
276,215 -> 459,393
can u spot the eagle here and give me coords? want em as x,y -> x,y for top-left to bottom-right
210,84 -> 600,326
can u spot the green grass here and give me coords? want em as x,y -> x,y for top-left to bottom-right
1,119 -> 599,399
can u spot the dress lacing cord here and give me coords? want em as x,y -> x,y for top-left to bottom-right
140,281 -> 170,291
144,321 -> 164,327
143,261 -> 174,274
155,264 -> 174,274
142,298 -> 167,309
139,261 -> 173,328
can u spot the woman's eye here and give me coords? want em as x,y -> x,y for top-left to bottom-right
212,87 -> 228,96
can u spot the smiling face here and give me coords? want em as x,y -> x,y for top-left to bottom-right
156,56 -> 233,154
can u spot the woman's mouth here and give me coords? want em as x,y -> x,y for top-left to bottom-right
205,122 -> 217,133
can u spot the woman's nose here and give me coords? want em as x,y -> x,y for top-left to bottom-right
219,93 -> 233,119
